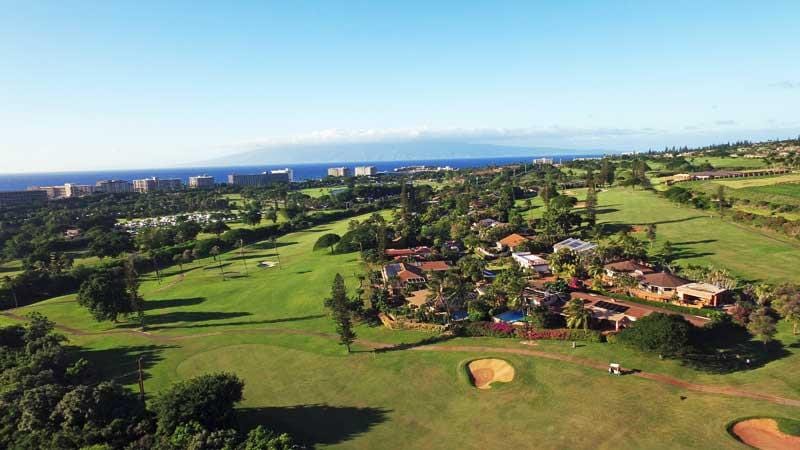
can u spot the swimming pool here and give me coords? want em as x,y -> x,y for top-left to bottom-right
493,310 -> 526,323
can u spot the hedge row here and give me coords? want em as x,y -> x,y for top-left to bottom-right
454,321 -> 604,342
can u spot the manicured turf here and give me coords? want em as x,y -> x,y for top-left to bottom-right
594,187 -> 800,283
300,187 -> 342,198
715,173 -> 800,189
8,201 -> 800,448
688,156 -> 768,169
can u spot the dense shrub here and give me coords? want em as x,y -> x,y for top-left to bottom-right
617,313 -> 693,356
517,328 -> 604,342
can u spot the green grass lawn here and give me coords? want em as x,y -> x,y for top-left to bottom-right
689,156 -> 768,169
0,259 -> 24,278
7,206 -> 800,448
683,174 -> 800,219
299,187 -> 340,198
714,173 -> 800,189
593,187 -> 800,283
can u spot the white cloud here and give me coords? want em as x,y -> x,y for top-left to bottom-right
770,80 -> 800,89
224,125 -> 665,151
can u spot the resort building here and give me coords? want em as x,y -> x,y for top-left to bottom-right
533,157 -> 554,165
327,167 -> 351,177
34,185 -> 68,199
64,183 -> 96,198
189,175 -> 215,189
354,166 -> 377,176
0,190 -> 48,208
132,177 -> 182,193
270,168 -> 294,182
95,179 -> 133,193
227,169 -> 292,187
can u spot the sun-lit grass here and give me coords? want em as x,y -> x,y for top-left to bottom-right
594,187 -> 800,283
714,173 -> 800,189
688,156 -> 769,169
6,196 -> 800,448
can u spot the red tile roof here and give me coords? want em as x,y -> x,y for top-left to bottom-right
417,261 -> 452,272
641,271 -> 689,288
604,260 -> 654,274
385,246 -> 432,257
498,233 -> 530,248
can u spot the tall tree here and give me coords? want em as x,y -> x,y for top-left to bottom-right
646,223 -> 657,247
564,298 -> 591,330
77,269 -> 134,323
324,274 -> 357,353
584,181 -> 598,227
124,255 -> 145,330
773,284 -> 800,335
210,245 -> 225,280
747,308 -> 777,347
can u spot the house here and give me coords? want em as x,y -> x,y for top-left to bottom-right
512,252 -> 550,274
603,260 -> 654,284
676,283 -> 730,307
381,261 -> 453,287
496,233 -> 531,252
637,271 -> 689,300
522,286 -> 564,307
563,298 -> 645,331
64,228 -> 82,239
385,246 -> 432,260
382,263 -> 427,287
471,218 -> 507,230
553,237 -> 597,254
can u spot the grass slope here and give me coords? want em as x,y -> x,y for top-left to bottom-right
8,204 -> 800,448
595,187 -> 800,283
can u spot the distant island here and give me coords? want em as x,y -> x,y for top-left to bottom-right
197,141 -> 613,167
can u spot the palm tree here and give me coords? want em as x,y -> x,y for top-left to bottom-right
564,298 -> 591,330
210,245 -> 225,280
3,276 -> 18,308
427,271 -> 464,325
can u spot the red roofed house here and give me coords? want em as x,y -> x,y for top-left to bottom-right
384,246 -> 432,260
603,260 -> 654,285
381,261 -> 453,288
635,271 -> 689,301
496,233 -> 531,252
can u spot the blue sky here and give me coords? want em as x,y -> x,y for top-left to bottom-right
1,1 -> 799,172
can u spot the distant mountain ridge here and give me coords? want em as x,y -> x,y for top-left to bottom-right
198,141 -> 608,166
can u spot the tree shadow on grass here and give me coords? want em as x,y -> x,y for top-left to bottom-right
249,241 -> 298,251
117,311 -> 254,330
143,297 -> 206,311
374,334 -> 455,353
237,404 -> 390,446
647,216 -> 706,226
682,325 -> 792,374
164,266 -> 202,278
70,343 -> 177,385
203,262 -> 232,270
154,314 -> 327,330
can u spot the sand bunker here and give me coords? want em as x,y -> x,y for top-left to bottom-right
467,359 -> 515,389
731,418 -> 800,450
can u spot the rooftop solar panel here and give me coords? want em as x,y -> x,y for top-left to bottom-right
594,301 -> 630,313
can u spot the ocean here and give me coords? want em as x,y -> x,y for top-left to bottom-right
0,154 -> 604,191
